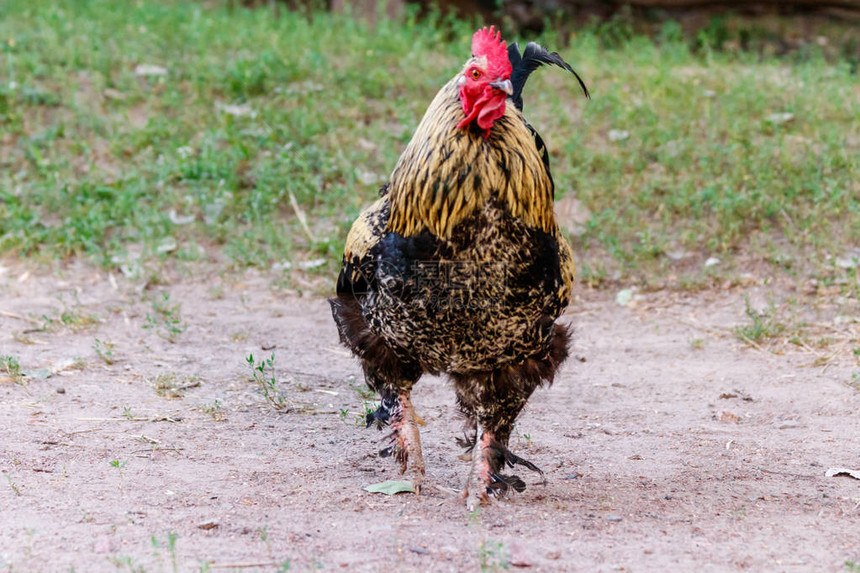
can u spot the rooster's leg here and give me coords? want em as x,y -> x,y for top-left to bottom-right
378,390 -> 426,493
462,425 -> 542,508
456,373 -> 545,505
463,427 -> 493,510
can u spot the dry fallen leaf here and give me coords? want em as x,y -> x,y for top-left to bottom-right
363,480 -> 415,495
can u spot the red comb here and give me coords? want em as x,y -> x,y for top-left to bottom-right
471,26 -> 512,78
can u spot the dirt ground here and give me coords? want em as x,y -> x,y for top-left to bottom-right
1,261 -> 858,572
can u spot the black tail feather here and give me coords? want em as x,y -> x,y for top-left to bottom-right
508,41 -> 590,111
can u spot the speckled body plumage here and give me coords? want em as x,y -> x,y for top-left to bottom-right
338,78 -> 574,371
330,30 -> 587,504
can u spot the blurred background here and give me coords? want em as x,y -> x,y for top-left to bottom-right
1,0 -> 858,293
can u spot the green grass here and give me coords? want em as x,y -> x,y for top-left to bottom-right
93,337 -> 115,364
1,0 -> 858,289
246,352 -> 292,411
733,295 -> 786,344
1,354 -> 23,383
143,292 -> 186,342
479,540 -> 510,572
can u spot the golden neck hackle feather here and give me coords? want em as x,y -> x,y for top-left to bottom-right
386,74 -> 556,239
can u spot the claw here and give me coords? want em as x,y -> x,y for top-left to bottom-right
462,430 -> 542,506
500,449 -> 544,479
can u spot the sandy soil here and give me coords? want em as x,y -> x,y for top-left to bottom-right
1,263 -> 858,572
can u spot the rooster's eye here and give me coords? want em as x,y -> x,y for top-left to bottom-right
470,69 -> 481,80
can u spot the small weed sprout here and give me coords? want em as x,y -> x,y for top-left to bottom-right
93,338 -> 115,364
110,459 -> 128,494
512,424 -> 532,447
1,355 -> 24,383
479,540 -> 510,572
60,309 -> 96,330
38,295 -> 100,332
348,376 -> 378,426
733,295 -> 785,344
358,406 -> 374,426
6,474 -> 21,496
260,524 -> 280,563
144,293 -> 187,343
689,337 -> 705,350
202,399 -> 224,421
152,373 -> 199,399
151,531 -> 179,573
153,373 -> 179,398
246,353 -> 292,411
108,556 -> 139,571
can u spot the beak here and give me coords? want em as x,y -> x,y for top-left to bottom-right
489,78 -> 513,96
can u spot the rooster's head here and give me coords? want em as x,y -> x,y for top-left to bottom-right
457,26 -> 513,136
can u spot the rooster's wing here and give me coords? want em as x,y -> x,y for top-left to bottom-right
335,192 -> 390,299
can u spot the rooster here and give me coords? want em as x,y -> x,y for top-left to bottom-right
330,26 -> 588,507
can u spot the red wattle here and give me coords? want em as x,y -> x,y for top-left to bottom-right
458,87 -> 506,133
476,97 -> 505,131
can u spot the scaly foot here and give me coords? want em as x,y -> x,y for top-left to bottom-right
463,432 -> 492,510
379,392 -> 425,493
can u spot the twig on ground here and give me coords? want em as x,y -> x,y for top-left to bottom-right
76,416 -> 183,422
0,311 -> 41,325
210,563 -> 279,569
